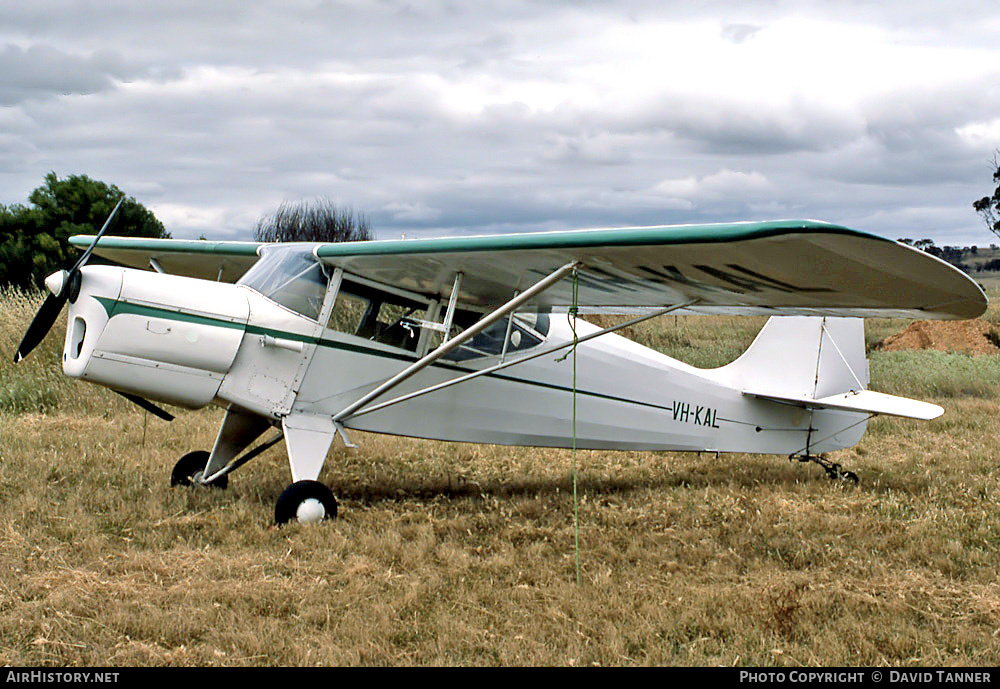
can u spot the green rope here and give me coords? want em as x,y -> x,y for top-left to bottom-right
570,268 -> 580,584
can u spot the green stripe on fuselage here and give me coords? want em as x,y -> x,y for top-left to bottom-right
93,297 -> 677,414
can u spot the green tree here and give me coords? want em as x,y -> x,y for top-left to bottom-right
973,152 -> 1000,238
0,172 -> 168,289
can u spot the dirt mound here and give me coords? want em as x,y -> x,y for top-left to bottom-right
874,319 -> 1000,355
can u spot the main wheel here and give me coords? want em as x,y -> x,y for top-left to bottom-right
170,450 -> 228,489
275,480 -> 338,525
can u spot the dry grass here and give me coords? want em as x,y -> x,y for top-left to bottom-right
1,288 -> 1000,666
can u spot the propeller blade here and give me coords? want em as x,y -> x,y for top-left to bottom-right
114,391 -> 175,421
13,292 -> 66,363
13,196 -> 127,363
70,196 -> 125,274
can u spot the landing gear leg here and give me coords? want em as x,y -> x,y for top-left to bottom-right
790,453 -> 859,484
790,422 -> 859,484
170,450 -> 229,489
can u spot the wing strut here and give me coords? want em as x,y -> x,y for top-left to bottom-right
341,299 -> 699,420
331,261 -> 580,423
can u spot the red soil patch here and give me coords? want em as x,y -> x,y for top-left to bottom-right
875,319 -> 1000,356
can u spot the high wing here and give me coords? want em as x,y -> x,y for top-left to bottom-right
67,236 -> 262,283
315,220 -> 985,319
72,220 -> 987,319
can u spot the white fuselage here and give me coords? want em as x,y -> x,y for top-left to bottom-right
63,266 -> 867,457
290,318 -> 865,454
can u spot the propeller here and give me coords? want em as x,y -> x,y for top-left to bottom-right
13,196 -> 125,363
11,197 -> 176,422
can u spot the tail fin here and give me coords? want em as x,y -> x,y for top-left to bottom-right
717,316 -> 941,420
719,316 -> 867,399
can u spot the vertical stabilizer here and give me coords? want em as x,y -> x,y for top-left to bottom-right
714,316 -> 868,399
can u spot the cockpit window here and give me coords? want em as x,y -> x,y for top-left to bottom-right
441,310 -> 549,362
237,245 -> 328,321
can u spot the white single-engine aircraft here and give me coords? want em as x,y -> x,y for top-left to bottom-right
13,206 -> 988,524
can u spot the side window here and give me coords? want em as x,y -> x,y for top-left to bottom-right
326,280 -> 427,353
515,312 -> 549,337
441,310 -> 547,362
363,301 -> 425,350
328,290 -> 369,335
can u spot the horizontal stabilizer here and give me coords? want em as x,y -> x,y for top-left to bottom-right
745,389 -> 943,420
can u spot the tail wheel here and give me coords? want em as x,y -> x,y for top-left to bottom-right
275,480 -> 338,525
170,450 -> 229,489
840,470 -> 859,484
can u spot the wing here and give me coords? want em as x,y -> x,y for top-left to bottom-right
67,236 -> 262,283
72,220 -> 987,319
315,220 -> 986,319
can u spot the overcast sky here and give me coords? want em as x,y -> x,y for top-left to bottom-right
2,1 -> 999,245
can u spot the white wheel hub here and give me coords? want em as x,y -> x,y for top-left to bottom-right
296,498 -> 326,524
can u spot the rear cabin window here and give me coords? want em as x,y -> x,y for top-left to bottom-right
441,311 -> 549,362
327,280 -> 428,352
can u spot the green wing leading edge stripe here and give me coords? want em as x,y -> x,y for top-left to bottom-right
94,297 -> 676,413
316,221 -> 888,258
71,221 -> 888,259
69,236 -> 262,256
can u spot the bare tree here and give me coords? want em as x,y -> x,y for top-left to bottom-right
253,199 -> 374,243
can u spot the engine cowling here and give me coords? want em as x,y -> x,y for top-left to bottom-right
65,266 -> 250,408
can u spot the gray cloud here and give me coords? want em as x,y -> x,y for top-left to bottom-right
0,2 -> 998,246
0,44 -> 141,105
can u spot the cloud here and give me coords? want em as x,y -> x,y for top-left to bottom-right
381,201 -> 442,223
1,2 -> 999,246
956,118 -> 1000,149
653,169 -> 771,201
541,134 -> 633,166
0,44 -> 141,105
149,202 -> 260,239
721,23 -> 762,43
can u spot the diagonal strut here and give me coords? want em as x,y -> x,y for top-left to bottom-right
331,261 -> 580,423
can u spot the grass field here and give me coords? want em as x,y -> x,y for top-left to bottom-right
1,285 -> 1000,666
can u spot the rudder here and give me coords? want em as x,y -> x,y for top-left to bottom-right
715,316 -> 868,400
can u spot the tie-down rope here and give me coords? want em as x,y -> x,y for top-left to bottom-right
569,268 -> 580,584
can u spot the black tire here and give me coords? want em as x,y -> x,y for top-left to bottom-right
275,480 -> 338,525
170,450 -> 229,489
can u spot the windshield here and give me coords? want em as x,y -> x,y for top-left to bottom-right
237,245 -> 328,321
